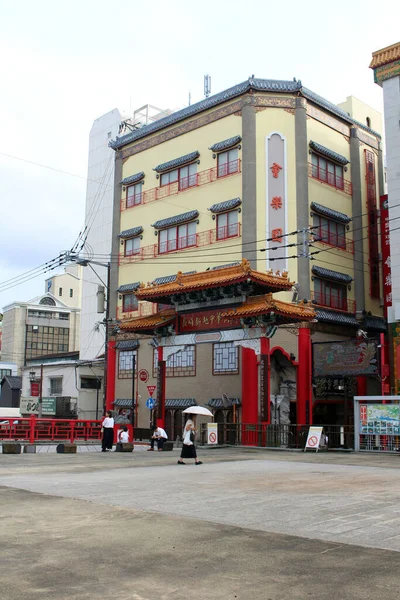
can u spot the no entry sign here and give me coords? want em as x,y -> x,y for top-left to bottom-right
207,423 -> 218,445
305,427 -> 324,452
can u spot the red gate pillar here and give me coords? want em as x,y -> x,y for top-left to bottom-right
297,327 -> 312,425
106,340 -> 116,412
156,347 -> 166,428
241,347 -> 259,423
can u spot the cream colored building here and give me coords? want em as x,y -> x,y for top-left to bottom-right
107,77 -> 386,432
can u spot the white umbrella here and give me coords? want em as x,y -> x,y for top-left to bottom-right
182,406 -> 213,417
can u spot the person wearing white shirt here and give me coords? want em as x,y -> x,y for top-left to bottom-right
148,425 -> 168,451
101,410 -> 114,452
115,426 -> 129,452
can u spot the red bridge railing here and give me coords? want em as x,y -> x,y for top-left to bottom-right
0,416 -> 103,444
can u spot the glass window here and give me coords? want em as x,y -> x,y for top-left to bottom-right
70,289 -> 73,298
126,183 -> 142,208
153,347 -> 196,377
122,293 -> 138,313
217,211 -> 239,240
217,148 -> 239,178
311,154 -> 345,190
59,287 -> 62,296
118,350 -> 137,379
313,277 -> 347,311
125,237 -> 140,256
50,378 -> 62,395
80,377 -> 101,389
313,215 -> 346,249
213,342 -> 239,374
159,223 -> 196,254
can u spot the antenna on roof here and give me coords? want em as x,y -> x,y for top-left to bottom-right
204,74 -> 211,98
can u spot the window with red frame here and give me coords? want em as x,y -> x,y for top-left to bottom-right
312,215 -> 346,249
313,278 -> 347,311
217,148 -> 239,178
217,211 -> 239,240
122,293 -> 138,313
311,154 -> 344,190
126,183 -> 142,208
125,236 -> 140,256
158,222 -> 196,254
160,163 -> 197,190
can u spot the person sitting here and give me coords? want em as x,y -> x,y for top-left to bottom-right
148,425 -> 168,451
115,426 -> 129,452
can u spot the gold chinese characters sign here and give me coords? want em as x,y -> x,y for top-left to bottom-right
179,309 -> 241,333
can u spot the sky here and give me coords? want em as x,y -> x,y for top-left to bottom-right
0,0 -> 399,312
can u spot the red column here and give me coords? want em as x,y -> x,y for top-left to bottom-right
105,340 -> 116,412
156,347 -> 166,428
357,376 -> 367,396
297,327 -> 312,425
241,347 -> 259,423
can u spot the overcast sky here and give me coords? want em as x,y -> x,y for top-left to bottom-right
0,0 -> 398,312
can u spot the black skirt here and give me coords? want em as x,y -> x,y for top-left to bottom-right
181,443 -> 197,459
102,427 -> 114,450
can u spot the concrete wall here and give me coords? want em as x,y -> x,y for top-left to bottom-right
46,266 -> 83,309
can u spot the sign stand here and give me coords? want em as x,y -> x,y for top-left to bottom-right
304,426 -> 325,452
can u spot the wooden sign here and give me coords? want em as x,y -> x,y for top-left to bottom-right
179,308 -> 241,333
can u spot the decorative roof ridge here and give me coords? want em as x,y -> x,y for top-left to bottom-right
370,42 -> 400,69
121,171 -> 145,186
209,135 -> 242,153
109,78 -> 380,150
221,293 -> 315,318
310,202 -> 351,224
118,226 -> 144,239
208,198 -> 242,214
151,209 -> 199,230
309,141 -> 349,165
153,151 -> 200,174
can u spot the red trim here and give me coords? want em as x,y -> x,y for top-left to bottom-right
260,337 -> 271,424
270,346 -> 299,366
297,328 -> 312,425
156,347 -> 166,428
241,347 -> 258,424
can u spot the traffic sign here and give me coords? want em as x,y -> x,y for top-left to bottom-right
146,398 -> 156,409
147,385 -> 156,397
139,369 -> 149,383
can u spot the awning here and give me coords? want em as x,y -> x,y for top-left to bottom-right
209,135 -> 241,153
312,266 -> 352,284
118,226 -> 143,239
152,210 -> 199,230
309,141 -> 349,165
153,151 -> 199,174
208,198 -> 242,214
121,171 -> 145,186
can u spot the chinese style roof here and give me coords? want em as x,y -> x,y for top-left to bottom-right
208,198 -> 242,214
207,397 -> 241,408
110,78 -> 380,151
209,135 -> 242,153
310,202 -> 351,224
121,171 -> 145,186
221,294 -> 315,322
113,398 -> 137,407
370,42 -> 400,68
152,271 -> 196,285
119,309 -> 175,332
116,339 -> 140,350
315,308 -> 359,327
309,141 -> 349,165
119,226 -> 143,239
363,315 -> 387,332
165,398 -> 197,409
153,151 -> 199,173
117,282 -> 140,293
134,259 -> 294,304
152,209 -> 199,230
312,266 -> 352,284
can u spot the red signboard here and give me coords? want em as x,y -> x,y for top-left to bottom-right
30,382 -> 40,397
380,195 -> 392,318
147,385 -> 156,397
179,308 -> 241,333
139,369 -> 149,383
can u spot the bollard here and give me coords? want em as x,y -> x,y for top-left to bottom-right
56,443 -> 77,454
23,445 -> 37,454
2,442 -> 22,454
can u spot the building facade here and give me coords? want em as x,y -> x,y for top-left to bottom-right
107,77 -> 385,430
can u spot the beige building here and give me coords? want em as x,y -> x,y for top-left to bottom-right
45,265 -> 83,309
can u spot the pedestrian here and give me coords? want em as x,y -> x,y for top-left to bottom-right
148,424 -> 168,451
115,426 -> 129,452
177,415 -> 202,465
101,410 -> 114,452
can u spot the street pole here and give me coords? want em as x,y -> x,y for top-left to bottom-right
103,262 -> 111,413
343,377 -> 348,449
131,354 -> 136,428
38,363 -> 43,418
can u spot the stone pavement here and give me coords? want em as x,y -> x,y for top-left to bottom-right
1,448 -> 400,599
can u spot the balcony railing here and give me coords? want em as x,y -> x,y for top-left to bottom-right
311,290 -> 356,313
118,224 -> 241,266
308,163 -> 352,196
312,229 -> 354,254
120,159 -> 241,211
116,302 -> 158,321
217,222 -> 240,241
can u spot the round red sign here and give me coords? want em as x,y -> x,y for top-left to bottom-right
139,369 -> 149,383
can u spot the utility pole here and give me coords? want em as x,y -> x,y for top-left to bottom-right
131,354 -> 136,428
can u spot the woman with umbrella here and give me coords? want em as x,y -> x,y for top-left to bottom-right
177,406 -> 212,465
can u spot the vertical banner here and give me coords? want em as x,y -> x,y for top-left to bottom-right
259,355 -> 269,422
156,360 -> 166,427
266,132 -> 287,272
380,194 -> 392,320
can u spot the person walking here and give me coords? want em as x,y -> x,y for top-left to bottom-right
177,415 -> 202,465
101,410 -> 114,452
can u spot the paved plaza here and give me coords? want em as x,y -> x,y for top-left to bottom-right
1,448 -> 400,599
